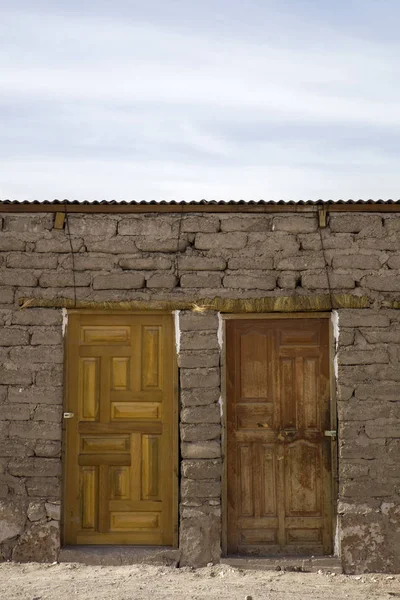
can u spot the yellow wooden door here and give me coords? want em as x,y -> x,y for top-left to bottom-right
226,318 -> 333,555
64,313 -> 177,546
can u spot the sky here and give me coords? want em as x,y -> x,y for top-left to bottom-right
1,0 -> 400,201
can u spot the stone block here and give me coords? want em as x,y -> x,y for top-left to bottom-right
277,271 -> 298,289
180,367 -> 220,389
273,215 -> 317,233
85,236 -> 138,253
356,382 -> 400,400
4,215 -> 53,232
10,421 -> 62,441
362,275 -> 400,291
93,272 -> 145,289
0,404 -> 31,421
35,441 -> 61,458
12,520 -> 60,562
332,255 -> 382,270
6,253 -> 58,269
181,388 -> 220,407
67,216 -> 117,237
195,232 -> 247,250
45,501 -> 61,520
181,441 -> 221,459
0,368 -> 32,385
0,498 -> 27,543
12,309 -> 62,326
119,256 -> 172,270
181,405 -> 221,424
180,331 -> 219,351
247,233 -> 299,255
0,234 -> 25,251
59,253 -> 116,271
178,351 -> 220,368
35,368 -> 63,388
119,217 -> 177,237
10,346 -> 63,364
179,513 -> 220,567
301,271 -> 355,289
299,233 -> 354,251
8,458 -> 61,477
180,423 -> 221,442
276,254 -> 325,270
330,214 -> 382,233
387,254 -> 400,269
135,237 -> 188,252
146,274 -> 178,288
8,386 -> 63,405
35,237 -> 83,253
180,273 -> 222,288
220,215 -> 271,232
365,418 -> 400,438
30,327 -> 62,346
39,271 -> 90,287
361,329 -> 400,343
26,477 -> 61,498
223,274 -> 276,290
34,405 -> 62,423
0,439 -> 34,458
338,309 -> 390,328
0,328 -> 29,346
0,270 -> 38,287
179,311 -> 219,331
0,288 -> 14,304
27,500 -> 46,522
228,255 -> 273,270
181,216 -> 220,233
339,348 -> 389,365
181,459 -> 222,480
181,479 -> 221,498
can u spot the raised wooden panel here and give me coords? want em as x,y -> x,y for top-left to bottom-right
280,358 -> 296,429
81,436 -> 130,453
236,403 -> 274,430
110,466 -> 130,500
261,445 -> 277,516
142,435 -> 160,501
142,326 -> 161,390
81,326 -> 131,344
303,358 -> 319,430
286,442 -> 321,516
79,358 -> 99,421
287,529 -> 321,543
240,529 -> 276,544
240,331 -> 268,399
80,466 -> 97,530
280,330 -> 319,345
112,358 -> 130,390
238,445 -> 254,517
111,402 -> 161,420
110,512 -> 160,530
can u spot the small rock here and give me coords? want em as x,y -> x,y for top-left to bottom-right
245,596 -> 253,600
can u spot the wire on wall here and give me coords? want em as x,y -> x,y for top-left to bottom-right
173,204 -> 185,282
317,214 -> 335,310
64,203 -> 77,308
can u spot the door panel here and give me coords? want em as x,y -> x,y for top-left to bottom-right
64,313 -> 176,546
227,318 -> 332,556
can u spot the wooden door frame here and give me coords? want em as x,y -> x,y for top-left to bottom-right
220,312 -> 338,557
61,309 -> 179,548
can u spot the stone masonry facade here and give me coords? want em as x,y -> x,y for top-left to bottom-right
1,209 -> 400,572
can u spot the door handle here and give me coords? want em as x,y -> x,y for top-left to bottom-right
324,430 -> 337,440
63,412 -> 74,419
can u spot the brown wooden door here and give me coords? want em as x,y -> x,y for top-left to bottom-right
226,318 -> 333,556
64,313 -> 177,546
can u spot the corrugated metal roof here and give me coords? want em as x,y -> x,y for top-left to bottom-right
0,199 -> 400,205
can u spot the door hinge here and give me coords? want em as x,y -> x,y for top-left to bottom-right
324,430 -> 337,439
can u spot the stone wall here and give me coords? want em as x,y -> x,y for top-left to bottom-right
1,210 -> 400,571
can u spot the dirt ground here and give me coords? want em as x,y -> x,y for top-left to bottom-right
0,563 -> 400,600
